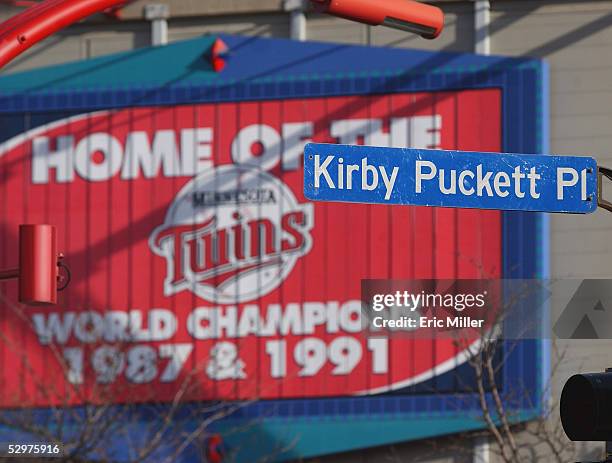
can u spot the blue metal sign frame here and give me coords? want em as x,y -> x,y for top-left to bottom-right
304,144 -> 597,213
0,34 -> 550,462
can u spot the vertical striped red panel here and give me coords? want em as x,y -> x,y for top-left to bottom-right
0,90 -> 501,407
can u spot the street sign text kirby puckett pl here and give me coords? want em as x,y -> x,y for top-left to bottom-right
303,143 -> 598,214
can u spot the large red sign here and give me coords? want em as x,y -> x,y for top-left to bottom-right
0,90 -> 501,407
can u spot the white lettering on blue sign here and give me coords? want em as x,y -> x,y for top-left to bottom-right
304,143 -> 598,214
314,155 -> 399,201
414,161 -> 545,200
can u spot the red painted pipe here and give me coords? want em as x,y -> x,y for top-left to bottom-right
19,224 -> 57,305
0,0 -> 441,71
310,0 -> 444,39
0,0 -> 127,69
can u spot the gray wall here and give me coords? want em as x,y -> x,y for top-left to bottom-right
487,3 -> 612,461
487,1 -> 612,279
2,1 -> 612,461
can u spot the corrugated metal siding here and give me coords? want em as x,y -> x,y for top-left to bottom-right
0,91 -> 502,407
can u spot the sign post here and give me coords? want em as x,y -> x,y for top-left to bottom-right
304,143 -> 600,214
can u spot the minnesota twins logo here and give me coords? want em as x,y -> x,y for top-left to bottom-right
149,165 -> 314,304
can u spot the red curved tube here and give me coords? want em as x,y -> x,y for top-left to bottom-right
0,0 -> 127,69
310,0 -> 444,39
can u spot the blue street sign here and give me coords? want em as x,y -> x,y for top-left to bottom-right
304,143 -> 599,214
